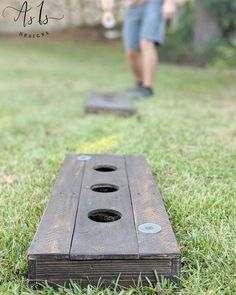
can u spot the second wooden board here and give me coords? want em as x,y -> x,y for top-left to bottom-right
85,92 -> 134,116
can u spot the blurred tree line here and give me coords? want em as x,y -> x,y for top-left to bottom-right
201,0 -> 235,41
161,0 -> 236,66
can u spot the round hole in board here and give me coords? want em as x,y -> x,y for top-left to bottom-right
93,165 -> 117,172
88,209 -> 122,223
91,184 -> 119,193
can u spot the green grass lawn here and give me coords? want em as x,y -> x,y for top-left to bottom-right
0,38 -> 235,295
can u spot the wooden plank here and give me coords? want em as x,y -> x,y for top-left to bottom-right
30,259 -> 173,288
125,155 -> 181,259
86,92 -> 134,117
70,154 -> 139,260
36,259 -> 172,277
28,155 -> 86,259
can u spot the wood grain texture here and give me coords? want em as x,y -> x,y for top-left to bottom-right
125,155 -> 181,258
86,92 -> 134,117
28,155 -> 86,259
29,259 -> 173,288
70,154 -> 139,260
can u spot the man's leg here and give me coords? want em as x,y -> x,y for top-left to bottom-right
126,49 -> 142,84
123,5 -> 143,89
132,0 -> 165,97
140,39 -> 158,88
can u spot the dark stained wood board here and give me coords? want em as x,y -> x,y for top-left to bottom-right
28,154 -> 181,288
70,155 -> 139,260
28,155 -> 86,259
125,155 -> 180,258
30,259 -> 178,288
85,92 -> 134,117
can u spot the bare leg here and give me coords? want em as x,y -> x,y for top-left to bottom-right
126,49 -> 143,84
140,39 -> 158,88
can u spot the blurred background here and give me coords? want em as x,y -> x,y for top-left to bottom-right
0,0 -> 235,67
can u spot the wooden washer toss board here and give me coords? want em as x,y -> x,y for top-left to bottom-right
85,92 -> 134,116
28,154 -> 181,288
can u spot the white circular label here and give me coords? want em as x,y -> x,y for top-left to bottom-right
138,223 -> 162,234
77,155 -> 91,161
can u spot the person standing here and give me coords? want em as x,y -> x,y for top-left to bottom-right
101,0 -> 176,98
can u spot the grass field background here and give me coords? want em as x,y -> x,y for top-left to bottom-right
0,39 -> 235,294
